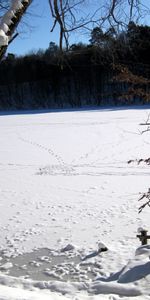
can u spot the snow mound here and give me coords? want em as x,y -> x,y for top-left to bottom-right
0,245 -> 150,298
118,257 -> 150,284
0,262 -> 13,270
97,242 -> 108,252
90,281 -> 142,297
135,244 -> 150,256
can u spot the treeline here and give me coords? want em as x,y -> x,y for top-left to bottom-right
0,22 -> 150,110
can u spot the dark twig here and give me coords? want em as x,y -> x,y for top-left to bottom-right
139,188 -> 150,213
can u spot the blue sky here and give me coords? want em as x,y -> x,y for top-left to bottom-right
8,1 -> 59,56
8,0 -> 90,56
8,0 -> 150,56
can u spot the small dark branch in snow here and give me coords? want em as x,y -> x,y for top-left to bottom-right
127,159 -> 134,164
140,128 -> 150,135
140,113 -> 150,126
127,158 -> 150,165
138,159 -> 144,164
138,188 -> 150,213
82,246 -> 108,261
140,123 -> 150,126
137,229 -> 150,245
139,114 -> 150,134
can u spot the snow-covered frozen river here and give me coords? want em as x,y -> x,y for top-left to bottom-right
0,106 -> 150,299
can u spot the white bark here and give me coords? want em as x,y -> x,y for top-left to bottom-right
0,0 -> 29,47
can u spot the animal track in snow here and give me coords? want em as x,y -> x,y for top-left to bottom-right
18,136 -> 65,166
36,162 -> 150,177
36,164 -> 76,176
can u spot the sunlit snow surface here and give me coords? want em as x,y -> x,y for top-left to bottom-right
0,106 -> 150,299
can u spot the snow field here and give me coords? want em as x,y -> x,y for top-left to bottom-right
0,106 -> 150,299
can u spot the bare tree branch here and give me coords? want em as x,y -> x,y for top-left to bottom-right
139,189 -> 150,213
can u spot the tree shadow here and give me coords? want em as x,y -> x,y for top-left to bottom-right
0,103 -> 150,117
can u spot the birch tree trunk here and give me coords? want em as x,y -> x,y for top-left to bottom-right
0,0 -> 32,60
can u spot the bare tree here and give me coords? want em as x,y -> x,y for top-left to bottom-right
48,0 -> 94,52
96,0 -> 150,32
47,0 -> 150,52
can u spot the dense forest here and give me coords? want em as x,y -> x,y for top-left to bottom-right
0,22 -> 150,110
